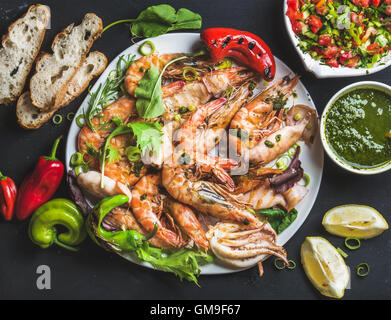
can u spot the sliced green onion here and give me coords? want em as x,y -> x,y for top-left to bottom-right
275,134 -> 281,142
182,67 -> 198,81
345,237 -> 361,250
246,207 -> 256,215
337,247 -> 348,259
356,263 -> 370,277
76,114 -> 85,128
66,112 -> 75,121
52,114 -> 63,125
187,105 -> 196,112
302,173 -> 310,187
287,260 -> 296,270
179,106 -> 188,114
174,114 -> 182,122
138,41 -> 155,56
274,258 -> 286,270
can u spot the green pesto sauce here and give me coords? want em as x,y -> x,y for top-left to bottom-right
325,88 -> 391,169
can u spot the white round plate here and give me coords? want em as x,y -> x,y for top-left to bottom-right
283,1 -> 391,78
66,33 -> 324,275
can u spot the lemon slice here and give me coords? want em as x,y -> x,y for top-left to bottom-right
301,237 -> 349,299
322,205 -> 389,239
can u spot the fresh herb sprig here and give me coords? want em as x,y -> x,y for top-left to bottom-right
83,54 -> 135,131
102,4 -> 202,38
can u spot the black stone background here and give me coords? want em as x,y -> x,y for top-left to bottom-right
0,0 -> 390,300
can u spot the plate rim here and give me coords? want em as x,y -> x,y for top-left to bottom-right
65,32 -> 324,275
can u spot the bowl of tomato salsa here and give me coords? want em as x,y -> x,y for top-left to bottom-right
284,0 -> 391,78
320,81 -> 391,174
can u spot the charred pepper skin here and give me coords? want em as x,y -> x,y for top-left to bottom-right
0,171 -> 17,221
200,28 -> 276,81
14,136 -> 64,221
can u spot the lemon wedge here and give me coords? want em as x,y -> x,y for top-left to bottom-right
301,237 -> 349,299
322,205 -> 389,239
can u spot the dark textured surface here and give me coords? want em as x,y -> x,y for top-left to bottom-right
0,0 -> 390,300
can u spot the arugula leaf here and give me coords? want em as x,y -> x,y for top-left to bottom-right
130,121 -> 163,155
134,63 -> 164,118
130,5 -> 202,38
277,209 -> 298,234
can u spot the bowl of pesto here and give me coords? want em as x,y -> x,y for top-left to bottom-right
321,81 -> 391,174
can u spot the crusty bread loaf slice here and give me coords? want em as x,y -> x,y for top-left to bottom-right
0,4 -> 50,105
30,13 -> 103,111
17,51 -> 107,130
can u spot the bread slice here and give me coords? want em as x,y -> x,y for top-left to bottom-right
0,4 -> 50,105
30,13 -> 103,111
17,51 -> 107,129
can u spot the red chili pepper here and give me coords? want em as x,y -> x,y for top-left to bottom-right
372,0 -> 381,7
14,136 -> 64,221
200,28 -> 276,81
0,171 -> 17,221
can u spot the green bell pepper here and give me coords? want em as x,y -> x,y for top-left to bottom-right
28,198 -> 87,252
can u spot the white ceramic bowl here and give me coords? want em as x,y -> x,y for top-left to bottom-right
320,81 -> 391,174
283,1 -> 391,78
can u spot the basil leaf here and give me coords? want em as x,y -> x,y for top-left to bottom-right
169,8 -> 202,31
134,63 -> 164,118
257,208 -> 298,234
131,4 -> 177,38
130,121 -> 163,155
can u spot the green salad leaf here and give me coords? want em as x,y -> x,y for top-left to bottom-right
102,5 -> 202,38
257,208 -> 298,234
134,63 -> 164,118
130,121 -> 163,155
134,55 -> 188,119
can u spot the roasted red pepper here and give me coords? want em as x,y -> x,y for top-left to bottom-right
15,136 -> 64,221
0,171 -> 17,221
200,28 -> 276,81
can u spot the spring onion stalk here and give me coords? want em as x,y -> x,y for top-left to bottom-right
337,247 -> 348,259
287,260 -> 296,270
66,112 -> 75,121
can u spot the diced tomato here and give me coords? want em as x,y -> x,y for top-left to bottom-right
367,42 -> 384,54
318,34 -> 333,46
315,0 -> 329,15
287,0 -> 300,11
307,15 -> 323,33
386,5 -> 391,15
345,56 -> 360,68
385,0 -> 391,5
351,12 -> 363,25
339,51 -> 354,64
326,58 -> 339,67
352,0 -> 370,7
322,45 -> 339,58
